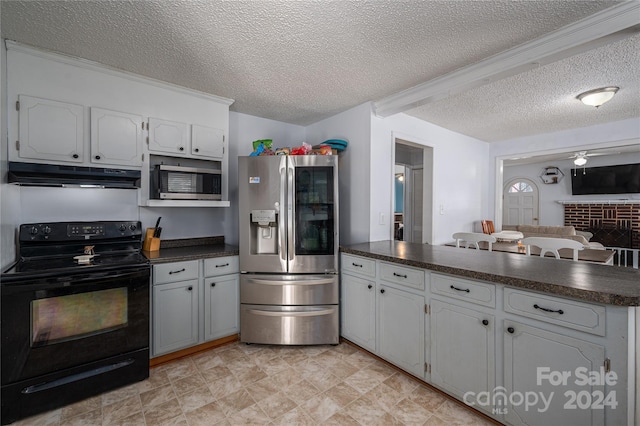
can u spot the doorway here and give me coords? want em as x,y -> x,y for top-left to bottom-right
503,178 -> 539,225
393,139 -> 433,243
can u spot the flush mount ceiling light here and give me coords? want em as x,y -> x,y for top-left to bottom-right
574,155 -> 588,166
576,86 -> 619,107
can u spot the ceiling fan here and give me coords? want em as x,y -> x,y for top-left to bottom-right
568,150 -> 614,167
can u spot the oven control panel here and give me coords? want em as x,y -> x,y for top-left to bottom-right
19,221 -> 142,242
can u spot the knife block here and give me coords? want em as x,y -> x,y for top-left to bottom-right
143,228 -> 161,252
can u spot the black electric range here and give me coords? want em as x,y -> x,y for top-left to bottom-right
1,221 -> 150,425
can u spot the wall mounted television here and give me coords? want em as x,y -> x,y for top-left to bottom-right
571,163 -> 640,195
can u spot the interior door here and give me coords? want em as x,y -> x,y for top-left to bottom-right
503,178 -> 539,225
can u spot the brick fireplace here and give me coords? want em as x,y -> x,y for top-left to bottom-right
563,202 -> 640,249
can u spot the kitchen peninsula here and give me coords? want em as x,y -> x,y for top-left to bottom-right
340,241 -> 639,426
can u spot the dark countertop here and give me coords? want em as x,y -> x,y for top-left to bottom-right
143,236 -> 239,264
341,241 -> 640,306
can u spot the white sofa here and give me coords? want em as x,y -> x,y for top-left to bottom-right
502,225 -> 605,249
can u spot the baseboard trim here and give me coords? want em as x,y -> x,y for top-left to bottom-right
149,334 -> 239,367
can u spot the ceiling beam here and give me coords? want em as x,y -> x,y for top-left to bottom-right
373,2 -> 640,118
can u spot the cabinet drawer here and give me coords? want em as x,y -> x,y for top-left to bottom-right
204,256 -> 239,277
504,288 -> 606,336
431,274 -> 495,308
341,254 -> 376,278
380,262 -> 425,290
153,260 -> 199,284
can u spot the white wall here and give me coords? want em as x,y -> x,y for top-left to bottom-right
504,152 -> 640,226
372,113 -> 490,245
306,103 -> 372,245
490,118 -> 640,226
225,112 -> 305,246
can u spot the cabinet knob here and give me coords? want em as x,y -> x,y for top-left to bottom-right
367,284 -> 372,289
380,289 -> 385,294
95,155 -> 101,160
187,286 -> 193,291
72,153 -> 79,159
179,147 -> 184,151
211,282 -> 216,287
507,327 -> 515,334
482,319 -> 489,326
194,148 -> 199,153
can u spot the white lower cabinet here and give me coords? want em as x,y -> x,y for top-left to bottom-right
378,283 -> 425,377
152,256 -> 239,358
153,278 -> 199,355
341,254 -> 425,378
340,259 -> 634,426
503,321 -> 605,426
430,299 -> 495,405
340,273 -> 376,352
203,257 -> 239,341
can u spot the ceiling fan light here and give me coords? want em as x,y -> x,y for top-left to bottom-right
577,87 -> 619,107
574,156 -> 588,166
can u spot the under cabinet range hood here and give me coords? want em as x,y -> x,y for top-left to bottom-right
8,162 -> 141,189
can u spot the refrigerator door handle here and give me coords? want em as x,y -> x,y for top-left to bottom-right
279,159 -> 287,272
244,277 -> 337,286
247,308 -> 336,317
287,161 -> 295,266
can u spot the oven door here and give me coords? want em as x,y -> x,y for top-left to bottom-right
1,267 -> 150,385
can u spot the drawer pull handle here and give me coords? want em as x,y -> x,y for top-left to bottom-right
215,263 -> 229,268
507,327 -> 515,334
533,304 -> 564,315
352,263 -> 363,268
482,319 -> 489,326
393,272 -> 408,278
169,268 -> 186,274
187,286 -> 193,291
367,284 -> 373,289
450,285 -> 470,293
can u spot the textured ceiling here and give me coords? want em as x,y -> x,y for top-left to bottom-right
1,0 -> 638,142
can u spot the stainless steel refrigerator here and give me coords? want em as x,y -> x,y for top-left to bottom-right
238,155 -> 339,345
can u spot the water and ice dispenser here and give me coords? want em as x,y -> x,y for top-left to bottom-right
250,209 -> 278,254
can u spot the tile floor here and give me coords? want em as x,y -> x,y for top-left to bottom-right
15,342 -> 497,425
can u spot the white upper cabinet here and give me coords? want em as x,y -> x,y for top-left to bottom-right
90,107 -> 143,167
17,95 -> 83,163
148,117 -> 189,156
191,124 -> 224,160
148,119 -> 225,161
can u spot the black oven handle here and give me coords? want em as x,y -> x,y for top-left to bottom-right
54,269 -> 148,284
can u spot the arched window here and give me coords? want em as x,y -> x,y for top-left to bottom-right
508,181 -> 534,193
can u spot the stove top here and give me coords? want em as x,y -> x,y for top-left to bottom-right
2,220 -> 149,282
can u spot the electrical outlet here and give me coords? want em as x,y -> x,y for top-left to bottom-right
379,212 -> 385,225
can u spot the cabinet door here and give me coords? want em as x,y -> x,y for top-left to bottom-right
18,95 -> 83,163
191,124 -> 224,159
148,117 -> 188,155
504,321 -> 605,426
431,300 -> 494,402
90,107 -> 143,166
378,285 -> 425,377
153,279 -> 199,356
204,274 -> 239,341
340,273 -> 376,352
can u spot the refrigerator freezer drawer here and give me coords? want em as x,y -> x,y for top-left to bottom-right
240,274 -> 338,305
240,304 -> 338,345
